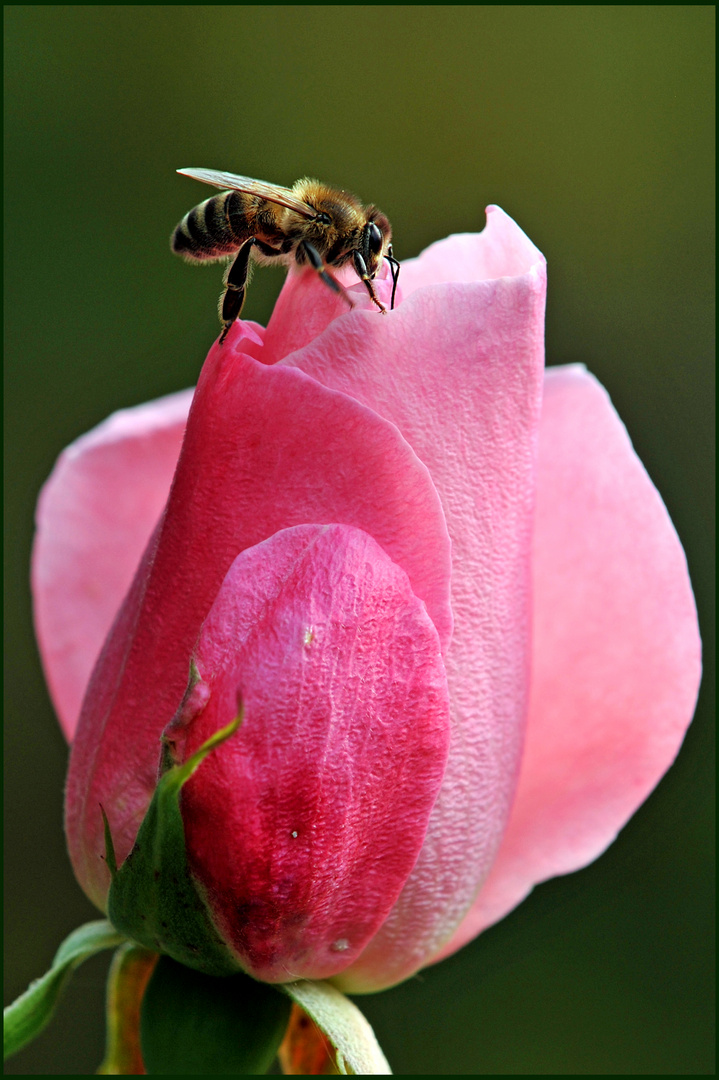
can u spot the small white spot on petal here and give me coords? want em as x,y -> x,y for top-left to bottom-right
291,830 -> 298,839
303,627 -> 314,646
330,938 -> 350,952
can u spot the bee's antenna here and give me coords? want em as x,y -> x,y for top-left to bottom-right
386,247 -> 400,310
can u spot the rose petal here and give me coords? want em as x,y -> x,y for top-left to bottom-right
433,365 -> 702,960
179,524 -> 450,982
281,207 -> 547,990
65,346 -> 452,908
398,206 -> 541,295
32,390 -> 194,740
32,323 -> 268,742
256,262 -> 397,367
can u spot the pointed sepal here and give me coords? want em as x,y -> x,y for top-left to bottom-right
97,942 -> 158,1074
106,710 -> 243,976
280,981 -> 392,1074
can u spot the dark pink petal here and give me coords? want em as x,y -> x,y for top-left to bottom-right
433,365 -> 702,960
221,319 -> 268,363
65,346 -> 452,909
255,262 -> 397,366
280,207 -> 547,990
32,322 -> 268,743
177,524 -> 450,982
32,390 -> 193,740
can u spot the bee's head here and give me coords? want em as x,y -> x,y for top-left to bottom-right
360,210 -> 399,310
362,211 -> 392,278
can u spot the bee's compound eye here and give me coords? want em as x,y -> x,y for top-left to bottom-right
367,222 -> 384,254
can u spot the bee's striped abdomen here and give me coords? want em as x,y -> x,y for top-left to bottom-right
171,192 -> 251,261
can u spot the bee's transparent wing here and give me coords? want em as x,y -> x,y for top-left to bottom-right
177,168 -> 317,219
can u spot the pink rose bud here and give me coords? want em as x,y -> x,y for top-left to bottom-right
32,208 -> 701,993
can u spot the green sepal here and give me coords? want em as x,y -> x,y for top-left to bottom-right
97,942 -> 158,1075
281,981 -> 392,1075
140,954 -> 291,1075
3,920 -> 124,1062
106,711 -> 243,977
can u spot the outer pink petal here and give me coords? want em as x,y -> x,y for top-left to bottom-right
65,345 -> 452,909
31,390 -> 194,740
398,211 -> 540,296
433,365 -> 702,960
279,207 -> 547,990
175,524 -> 450,983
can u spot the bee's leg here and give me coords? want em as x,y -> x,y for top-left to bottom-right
253,239 -> 283,258
298,241 -> 354,309
352,251 -> 387,314
219,238 -> 255,343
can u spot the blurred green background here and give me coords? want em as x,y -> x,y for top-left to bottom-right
5,6 -> 714,1074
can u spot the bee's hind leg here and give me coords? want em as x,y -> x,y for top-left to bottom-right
219,238 -> 255,343
298,241 -> 354,310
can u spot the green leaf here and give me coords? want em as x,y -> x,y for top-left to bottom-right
140,955 -> 291,1075
282,981 -> 392,1075
3,920 -> 124,1062
106,711 -> 244,977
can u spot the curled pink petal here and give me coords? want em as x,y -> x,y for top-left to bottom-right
65,345 -> 452,908
177,523 -> 450,982
433,365 -> 702,960
31,390 -> 193,740
282,207 -> 547,990
398,206 -> 541,296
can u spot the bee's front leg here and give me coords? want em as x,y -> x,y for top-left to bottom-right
352,251 -> 387,314
219,238 -> 255,343
298,241 -> 354,310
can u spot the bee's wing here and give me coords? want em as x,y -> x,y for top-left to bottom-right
177,168 -> 317,219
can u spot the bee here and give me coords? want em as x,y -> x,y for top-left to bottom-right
172,168 -> 400,343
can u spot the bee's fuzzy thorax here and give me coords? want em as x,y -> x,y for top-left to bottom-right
173,168 -> 396,337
